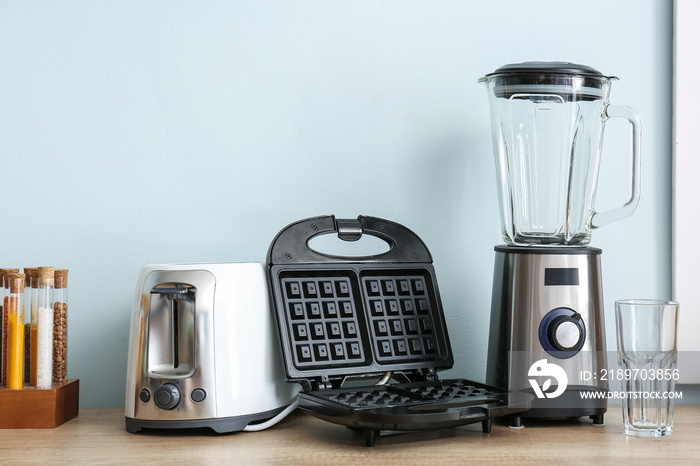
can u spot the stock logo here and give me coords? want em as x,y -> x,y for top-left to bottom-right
528,359 -> 568,399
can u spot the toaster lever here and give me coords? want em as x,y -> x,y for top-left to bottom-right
152,285 -> 190,301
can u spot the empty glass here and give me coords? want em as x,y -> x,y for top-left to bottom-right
615,299 -> 679,437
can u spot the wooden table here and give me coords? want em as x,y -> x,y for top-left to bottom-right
1,406 -> 699,464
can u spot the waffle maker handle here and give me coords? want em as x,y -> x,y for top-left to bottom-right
267,215 -> 433,265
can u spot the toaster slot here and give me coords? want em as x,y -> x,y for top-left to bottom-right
148,283 -> 196,378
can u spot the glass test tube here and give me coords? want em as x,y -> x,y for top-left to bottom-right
36,266 -> 55,389
2,268 -> 20,387
7,273 -> 26,389
24,267 -> 38,386
23,272 -> 31,383
54,269 -> 68,382
1,269 -> 5,386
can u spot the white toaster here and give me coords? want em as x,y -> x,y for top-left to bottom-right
125,262 -> 299,433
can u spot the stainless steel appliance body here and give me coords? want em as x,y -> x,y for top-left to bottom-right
125,262 -> 299,433
486,246 -> 608,423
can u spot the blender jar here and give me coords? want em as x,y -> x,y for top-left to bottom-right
479,62 -> 642,246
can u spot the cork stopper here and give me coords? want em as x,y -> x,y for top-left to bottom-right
2,268 -> 20,288
9,273 -> 25,294
54,269 -> 69,289
24,267 -> 38,287
37,266 -> 55,287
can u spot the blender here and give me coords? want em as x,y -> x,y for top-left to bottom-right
479,62 -> 642,424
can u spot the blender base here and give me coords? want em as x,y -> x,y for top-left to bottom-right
523,386 -> 607,419
486,245 -> 609,428
506,385 -> 607,427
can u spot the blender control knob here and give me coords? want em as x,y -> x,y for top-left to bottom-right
538,307 -> 587,358
548,314 -> 584,351
154,383 -> 181,410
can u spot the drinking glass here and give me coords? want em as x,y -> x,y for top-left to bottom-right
614,299 -> 679,437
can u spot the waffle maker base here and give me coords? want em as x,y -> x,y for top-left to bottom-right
298,379 -> 531,446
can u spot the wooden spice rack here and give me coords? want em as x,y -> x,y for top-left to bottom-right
0,379 -> 79,428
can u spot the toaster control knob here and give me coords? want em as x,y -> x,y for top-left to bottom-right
154,384 -> 181,410
191,388 -> 207,403
139,389 -> 151,404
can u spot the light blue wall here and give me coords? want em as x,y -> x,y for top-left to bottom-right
1,1 -> 686,407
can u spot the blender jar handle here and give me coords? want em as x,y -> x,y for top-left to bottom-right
591,104 -> 642,229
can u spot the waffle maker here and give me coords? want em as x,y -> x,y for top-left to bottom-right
267,214 -> 532,446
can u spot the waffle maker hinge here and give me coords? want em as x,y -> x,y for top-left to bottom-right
424,368 -> 439,382
314,375 -> 334,391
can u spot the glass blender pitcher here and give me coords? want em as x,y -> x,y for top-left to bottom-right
479,62 -> 642,246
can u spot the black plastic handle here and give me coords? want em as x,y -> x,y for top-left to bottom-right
267,215 -> 433,265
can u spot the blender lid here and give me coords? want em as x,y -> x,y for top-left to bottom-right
481,61 -> 616,101
485,61 -> 611,78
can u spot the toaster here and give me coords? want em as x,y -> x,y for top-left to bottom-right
125,262 -> 299,433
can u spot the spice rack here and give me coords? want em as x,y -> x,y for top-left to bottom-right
0,380 -> 79,428
1,267 -> 79,429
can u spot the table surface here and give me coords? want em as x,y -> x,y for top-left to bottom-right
1,406 -> 699,464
